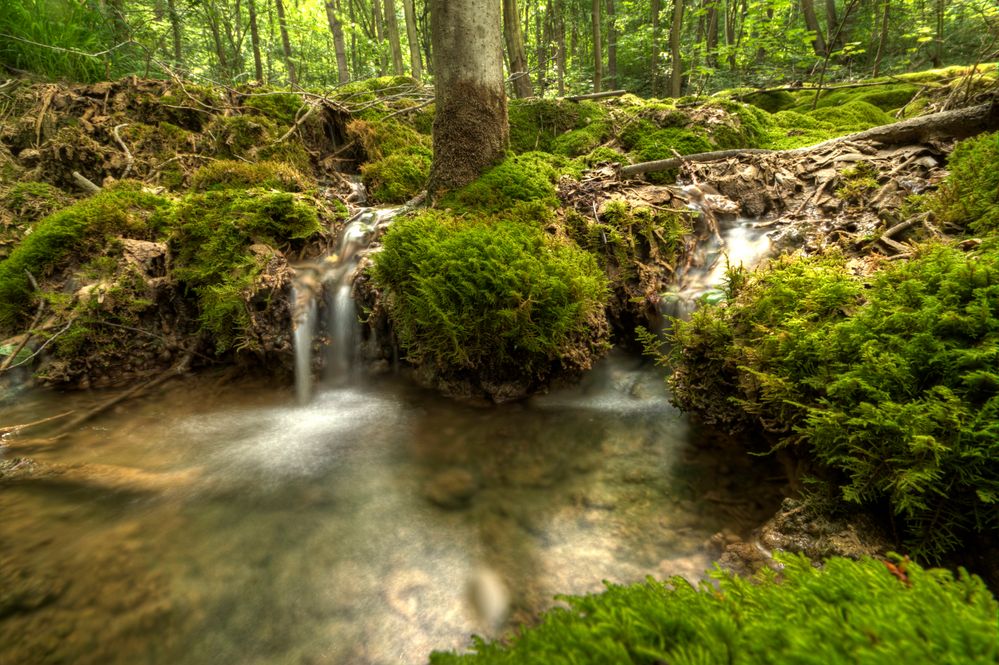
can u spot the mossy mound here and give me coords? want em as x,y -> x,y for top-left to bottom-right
565,200 -> 689,333
0,182 -> 169,332
928,131 -> 999,235
441,152 -> 580,213
167,188 -> 323,352
432,555 -> 998,664
508,99 -> 609,154
348,118 -> 432,203
670,244 -> 999,559
0,181 -> 74,260
190,159 -> 314,193
371,205 -> 610,400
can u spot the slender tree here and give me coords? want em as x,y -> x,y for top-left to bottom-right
650,0 -> 662,94
801,0 -> 828,56
166,0 -> 183,66
872,0 -> 890,76
504,0 -> 534,98
384,0 -> 405,75
402,0 -> 423,80
606,0 -> 617,88
324,0 -> 350,83
592,0 -> 602,92
248,0 -> 265,82
274,0 -> 297,84
669,0 -> 684,96
427,0 -> 509,197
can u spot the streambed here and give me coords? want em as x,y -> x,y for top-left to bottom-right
0,354 -> 781,665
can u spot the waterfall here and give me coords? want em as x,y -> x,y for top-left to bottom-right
291,206 -> 400,403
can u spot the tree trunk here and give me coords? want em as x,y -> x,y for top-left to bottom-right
555,0 -> 566,94
650,0 -> 662,95
872,0 -> 890,77
801,0 -> 827,56
402,0 -> 423,80
348,0 -> 359,77
932,0 -> 945,67
591,0 -> 602,93
427,0 -> 509,198
504,0 -> 533,98
384,0 -> 405,76
724,0 -> 736,69
824,0 -> 838,49
669,0 -> 684,97
373,0 -> 388,74
705,0 -> 718,68
324,1 -> 350,83
606,0 -> 617,89
247,0 -> 264,82
274,0 -> 297,85
166,0 -> 183,66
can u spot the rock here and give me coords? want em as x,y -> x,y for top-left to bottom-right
422,468 -> 478,509
758,497 -> 891,560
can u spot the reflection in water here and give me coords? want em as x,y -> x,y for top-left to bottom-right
0,354 -> 782,665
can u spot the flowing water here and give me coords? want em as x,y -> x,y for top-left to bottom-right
0,206 -> 780,665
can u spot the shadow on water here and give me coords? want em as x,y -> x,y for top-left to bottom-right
0,353 -> 784,665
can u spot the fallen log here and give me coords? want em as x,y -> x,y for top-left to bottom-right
566,89 -> 628,102
619,98 -> 999,178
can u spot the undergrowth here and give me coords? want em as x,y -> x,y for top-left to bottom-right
432,555 -> 998,664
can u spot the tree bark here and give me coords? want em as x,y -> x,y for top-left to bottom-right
824,0 -> 839,50
324,1 -> 350,83
427,0 -> 509,198
555,0 -> 566,95
274,0 -> 297,85
669,0 -> 684,97
606,0 -> 617,89
705,0 -> 718,68
504,0 -> 533,98
402,0 -> 423,80
591,0 -> 602,93
248,0 -> 265,82
373,0 -> 388,74
872,0 -> 890,77
166,0 -> 183,66
384,0 -> 405,76
801,0 -> 827,56
650,0 -> 662,95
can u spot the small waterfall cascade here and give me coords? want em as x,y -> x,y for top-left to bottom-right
291,206 -> 398,403
662,184 -> 773,320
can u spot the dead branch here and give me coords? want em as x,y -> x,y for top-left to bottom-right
565,89 -> 628,102
72,171 -> 101,193
0,271 -> 44,374
619,149 -> 774,177
112,123 -> 134,178
0,411 -> 74,437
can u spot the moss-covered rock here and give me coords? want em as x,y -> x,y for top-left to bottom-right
508,99 -> 608,154
371,205 -> 610,400
432,555 -> 998,665
190,159 -> 314,193
441,152 -> 580,213
347,118 -> 432,203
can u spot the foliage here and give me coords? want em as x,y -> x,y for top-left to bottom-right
928,131 -> 999,235
0,183 -> 168,332
669,244 -> 999,558
835,161 -> 881,202
167,189 -> 321,351
371,206 -> 609,381
431,554 -> 999,664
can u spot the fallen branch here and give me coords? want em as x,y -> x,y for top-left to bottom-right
620,98 -> 999,178
112,123 -> 134,178
54,349 -> 195,438
72,171 -> 101,193
0,271 -> 43,374
0,411 -> 74,437
565,89 -> 628,102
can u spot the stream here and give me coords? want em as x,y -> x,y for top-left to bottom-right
0,211 -> 780,665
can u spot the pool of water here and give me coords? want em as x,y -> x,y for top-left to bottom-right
0,354 -> 782,665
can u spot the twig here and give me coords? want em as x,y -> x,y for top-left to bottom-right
0,272 -> 44,374
565,89 -> 628,101
0,32 -> 132,59
112,123 -> 134,178
54,349 -> 195,438
34,86 -> 55,147
0,411 -> 74,437
5,320 -> 74,370
72,171 -> 101,193
274,102 -> 318,144
381,98 -> 434,121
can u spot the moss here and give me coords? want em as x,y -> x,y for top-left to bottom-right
745,89 -> 796,113
835,161 -> 881,203
670,244 -> 999,558
202,114 -> 280,160
190,159 -> 314,193
360,151 -> 431,203
167,189 -> 322,351
580,146 -> 627,167
371,207 -> 609,382
808,100 -> 892,130
1,181 -> 72,222
432,555 -> 998,664
620,122 -> 713,183
815,84 -> 921,112
0,183 -> 169,332
928,131 -> 999,235
551,121 -> 612,157
762,110 -> 839,149
440,152 -> 580,213
240,91 -> 304,126
508,99 -> 609,153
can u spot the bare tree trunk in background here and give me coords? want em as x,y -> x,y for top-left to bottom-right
801,0 -> 827,56
274,0 -> 297,84
166,0 -> 183,66
384,0 -> 405,75
556,0 -> 566,94
650,0 -> 662,95
606,0 -> 617,88
428,0 -> 509,197
504,0 -> 533,97
402,0 -> 422,80
932,0 -> 945,67
872,0 -> 890,76
705,0 -> 718,68
348,0 -> 359,76
824,0 -> 841,52
591,0 -> 602,92
373,0 -> 388,74
323,1 -> 350,83
669,0 -> 684,97
248,0 -> 264,82
538,0 -> 553,96
724,0 -> 736,69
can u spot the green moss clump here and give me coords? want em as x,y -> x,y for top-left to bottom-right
371,207 -> 609,382
240,91 -> 304,126
167,189 -> 321,351
441,152 -> 580,213
762,110 -> 840,149
620,122 -> 712,183
190,159 -> 314,193
815,84 -> 920,112
835,161 -> 880,203
0,183 -> 168,332
347,118 -> 432,203
202,114 -> 280,160
670,244 -> 999,558
508,99 -> 608,153
928,131 -> 999,235
551,121 -> 612,157
808,100 -> 892,131
432,555 -> 998,665
745,89 -> 796,113
1,181 -> 72,222
580,146 -> 627,167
